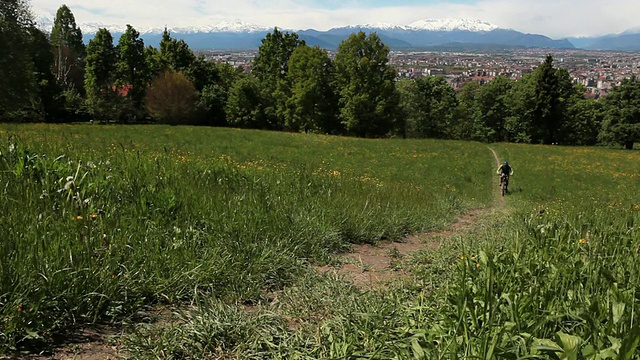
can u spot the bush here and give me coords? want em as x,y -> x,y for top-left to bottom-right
145,70 -> 198,125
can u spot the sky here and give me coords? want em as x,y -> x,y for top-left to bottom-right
30,0 -> 640,38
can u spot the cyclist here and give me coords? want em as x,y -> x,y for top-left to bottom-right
496,161 -> 513,187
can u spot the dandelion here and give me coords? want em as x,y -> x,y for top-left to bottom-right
460,255 -> 465,260
89,214 -> 98,219
476,263 -> 481,268
74,215 -> 83,220
579,238 -> 587,244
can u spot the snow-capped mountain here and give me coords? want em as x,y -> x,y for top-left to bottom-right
407,18 -> 500,32
32,12 -> 577,50
337,23 -> 408,31
69,21 -> 269,35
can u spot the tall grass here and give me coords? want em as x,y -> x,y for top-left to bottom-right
120,143 -> 640,359
0,124 -> 493,350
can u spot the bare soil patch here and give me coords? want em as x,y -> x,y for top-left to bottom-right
315,208 -> 490,289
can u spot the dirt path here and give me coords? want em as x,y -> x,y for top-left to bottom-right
316,147 -> 505,289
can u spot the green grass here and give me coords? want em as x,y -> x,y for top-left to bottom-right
121,141 -> 640,359
2,124 -> 640,359
0,124 -> 493,351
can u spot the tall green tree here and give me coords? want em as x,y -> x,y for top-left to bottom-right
159,28 -> 195,72
334,31 -> 400,137
252,28 -> 305,89
453,80 -> 481,140
252,28 -> 305,128
532,54 -> 562,144
417,76 -> 458,138
0,0 -> 37,119
50,4 -> 85,91
474,76 -> 514,142
144,45 -> 164,83
198,63 -> 244,127
27,26 -> 63,120
504,73 -> 537,143
599,77 -> 640,149
563,97 -> 603,146
281,45 -> 339,133
115,25 -> 148,119
85,28 -> 117,121
225,75 -> 271,129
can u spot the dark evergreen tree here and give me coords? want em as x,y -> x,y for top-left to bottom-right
532,54 -> 562,144
115,25 -> 148,120
85,28 -> 117,121
159,28 -> 195,73
0,0 -> 37,120
27,26 -> 63,120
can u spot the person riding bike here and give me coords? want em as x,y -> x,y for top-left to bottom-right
496,161 -> 514,187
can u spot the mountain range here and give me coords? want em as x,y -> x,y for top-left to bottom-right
34,16 -> 640,51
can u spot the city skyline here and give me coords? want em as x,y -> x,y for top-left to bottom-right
31,0 -> 640,39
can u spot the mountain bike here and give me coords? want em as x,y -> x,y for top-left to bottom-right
500,173 -> 509,196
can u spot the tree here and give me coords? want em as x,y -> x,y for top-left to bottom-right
252,28 -> 305,89
144,45 -> 164,83
159,28 -> 195,72
252,28 -> 306,128
145,70 -> 198,124
531,54 -> 562,144
225,76 -> 271,129
50,5 -> 85,91
0,0 -> 37,119
563,97 -> 603,146
115,25 -> 148,119
333,31 -> 400,137
185,55 -> 220,92
474,76 -> 514,142
85,28 -> 117,121
599,77 -> 640,149
412,76 -> 458,138
504,73 -> 537,143
27,26 -> 63,120
197,63 -> 244,127
282,45 -> 339,133
453,80 -> 480,140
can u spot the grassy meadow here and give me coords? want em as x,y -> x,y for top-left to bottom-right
1,124 -> 639,358
0,124 -> 493,351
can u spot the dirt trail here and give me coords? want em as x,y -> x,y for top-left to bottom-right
316,147 -> 505,289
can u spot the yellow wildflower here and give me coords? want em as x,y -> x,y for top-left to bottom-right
579,238 -> 587,244
74,215 -> 83,220
89,214 -> 98,219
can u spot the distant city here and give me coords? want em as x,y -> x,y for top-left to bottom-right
200,48 -> 639,98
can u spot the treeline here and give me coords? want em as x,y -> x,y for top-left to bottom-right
2,2 -> 639,148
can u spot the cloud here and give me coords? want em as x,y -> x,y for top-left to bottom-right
30,0 -> 640,37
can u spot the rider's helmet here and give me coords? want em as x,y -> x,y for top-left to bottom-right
504,161 -> 509,166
